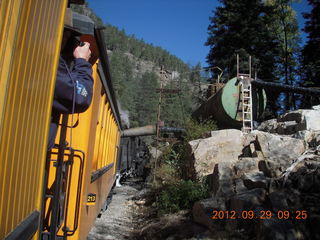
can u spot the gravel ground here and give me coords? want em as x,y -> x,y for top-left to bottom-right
87,178 -> 212,240
87,179 -> 141,240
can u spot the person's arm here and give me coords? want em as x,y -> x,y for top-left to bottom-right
53,42 -> 94,113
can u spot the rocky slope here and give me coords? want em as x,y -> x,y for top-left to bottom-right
188,105 -> 320,239
89,106 -> 320,240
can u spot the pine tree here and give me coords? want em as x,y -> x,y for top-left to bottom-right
301,0 -> 320,107
205,0 -> 306,115
190,63 -> 201,84
205,0 -> 280,81
266,0 -> 301,111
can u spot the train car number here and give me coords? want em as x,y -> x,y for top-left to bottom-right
87,193 -> 96,205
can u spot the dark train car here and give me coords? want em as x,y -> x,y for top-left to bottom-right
117,137 -> 150,179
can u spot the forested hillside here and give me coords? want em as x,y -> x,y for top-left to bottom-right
72,4 -> 200,128
72,0 -> 320,126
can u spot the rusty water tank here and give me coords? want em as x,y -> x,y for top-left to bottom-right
192,77 -> 267,128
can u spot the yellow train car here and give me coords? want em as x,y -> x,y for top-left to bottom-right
0,0 -> 67,239
0,1 -> 122,239
42,30 -> 122,240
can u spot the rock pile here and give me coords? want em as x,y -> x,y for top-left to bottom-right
189,106 -> 320,239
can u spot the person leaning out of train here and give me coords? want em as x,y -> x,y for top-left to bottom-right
47,26 -> 94,151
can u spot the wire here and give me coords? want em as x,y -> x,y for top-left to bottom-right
168,65 -> 222,75
63,60 -> 76,152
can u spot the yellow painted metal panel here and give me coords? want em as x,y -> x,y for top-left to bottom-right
92,94 -> 104,170
114,124 -> 118,165
75,84 -> 121,239
102,101 -> 110,168
112,125 -> 117,165
26,0 -> 54,219
43,32 -> 122,240
78,170 -> 115,240
98,98 -> 107,169
0,0 -> 67,238
110,121 -> 114,166
89,63 -> 102,171
107,122 -> 111,166
83,69 -> 104,166
110,118 -> 115,165
43,57 -> 102,228
109,121 -> 114,165
13,0 -> 44,223
99,103 -> 106,169
112,120 -> 117,165
48,62 -> 102,238
102,107 -> 109,167
1,0 -> 122,238
105,107 -> 112,166
0,0 -> 23,133
110,114 -> 115,165
0,2 -> 26,231
97,95 -> 105,169
47,58 -> 121,239
109,119 -> 113,166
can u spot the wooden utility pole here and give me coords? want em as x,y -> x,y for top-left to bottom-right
153,66 -> 181,182
154,66 -> 164,182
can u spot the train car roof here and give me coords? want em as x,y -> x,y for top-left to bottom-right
70,9 -> 122,130
94,27 -> 123,130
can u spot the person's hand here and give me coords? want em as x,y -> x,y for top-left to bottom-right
73,42 -> 91,61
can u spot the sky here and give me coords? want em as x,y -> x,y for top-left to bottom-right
86,0 -> 312,67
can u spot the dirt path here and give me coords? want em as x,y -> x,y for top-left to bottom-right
87,178 -> 212,240
87,179 -> 141,240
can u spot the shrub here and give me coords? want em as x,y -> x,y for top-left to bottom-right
184,118 -> 218,142
154,162 -> 179,185
157,180 -> 209,215
153,118 -> 217,214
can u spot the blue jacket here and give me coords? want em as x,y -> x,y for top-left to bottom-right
47,57 -> 93,150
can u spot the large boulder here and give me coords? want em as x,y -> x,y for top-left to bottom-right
258,119 -> 302,135
242,172 -> 270,190
257,106 -> 320,136
276,121 -> 301,135
256,219 -> 303,240
293,130 -> 320,148
268,190 -> 289,212
229,188 -> 267,213
257,119 -> 278,133
234,157 -> 261,176
254,131 -> 306,174
278,108 -> 320,132
187,129 -> 244,178
209,162 -> 235,197
192,198 -> 226,230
